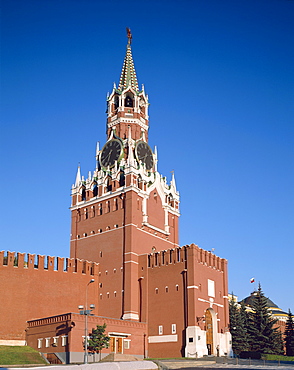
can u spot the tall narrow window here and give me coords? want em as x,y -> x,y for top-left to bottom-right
119,171 -> 125,187
81,188 -> 86,201
172,324 -> 176,334
61,336 -> 68,346
93,183 -> 98,197
177,248 -> 181,262
158,325 -> 163,335
114,198 -> 118,211
208,279 -> 215,297
114,96 -> 119,110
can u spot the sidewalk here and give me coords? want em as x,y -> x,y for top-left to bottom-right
3,362 -> 158,370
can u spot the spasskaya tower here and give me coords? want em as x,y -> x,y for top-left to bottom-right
70,29 -> 180,321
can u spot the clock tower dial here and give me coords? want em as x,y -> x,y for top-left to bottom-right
100,139 -> 122,168
135,141 -> 154,170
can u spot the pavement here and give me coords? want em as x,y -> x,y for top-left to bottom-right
3,362 -> 157,370
154,358 -> 294,370
3,359 -> 294,370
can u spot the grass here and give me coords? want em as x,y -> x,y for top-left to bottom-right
263,354 -> 294,362
0,345 -> 48,365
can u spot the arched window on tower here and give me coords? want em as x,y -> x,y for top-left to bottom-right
93,183 -> 98,197
81,188 -> 86,201
114,96 -> 119,111
113,198 -> 118,211
125,96 -> 133,107
119,171 -> 125,187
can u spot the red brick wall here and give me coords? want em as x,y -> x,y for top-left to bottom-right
0,251 -> 99,341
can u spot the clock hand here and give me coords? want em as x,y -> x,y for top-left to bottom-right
106,149 -> 113,162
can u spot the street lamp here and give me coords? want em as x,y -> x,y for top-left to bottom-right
79,278 -> 95,364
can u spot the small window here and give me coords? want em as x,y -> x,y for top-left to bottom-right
176,284 -> 179,291
114,198 -> 118,211
53,337 -> 58,346
165,286 -> 168,293
100,294 -> 102,299
114,291 -> 117,297
45,338 -> 50,348
114,95 -> 119,110
158,325 -> 163,335
62,336 -> 68,346
155,288 -> 158,294
171,324 -> 176,334
93,184 -> 98,197
37,338 -> 43,349
208,279 -> 215,297
189,337 -> 193,343
124,339 -> 130,349
177,248 -> 180,262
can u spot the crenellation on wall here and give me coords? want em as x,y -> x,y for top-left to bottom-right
145,244 -> 227,274
0,251 -> 99,276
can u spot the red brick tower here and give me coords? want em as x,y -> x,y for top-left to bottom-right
70,30 -> 180,322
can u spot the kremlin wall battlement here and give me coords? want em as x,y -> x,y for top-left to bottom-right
0,250 -> 99,343
0,251 -> 98,274
147,244 -> 227,272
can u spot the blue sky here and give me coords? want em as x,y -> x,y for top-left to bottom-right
1,0 -> 293,311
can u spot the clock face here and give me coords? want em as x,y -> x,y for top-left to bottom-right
100,139 -> 122,168
135,141 -> 154,170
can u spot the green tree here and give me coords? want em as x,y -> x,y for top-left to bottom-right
247,284 -> 283,355
229,295 -> 249,355
87,323 -> 110,361
285,309 -> 294,356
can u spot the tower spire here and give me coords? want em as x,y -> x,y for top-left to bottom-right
118,28 -> 139,91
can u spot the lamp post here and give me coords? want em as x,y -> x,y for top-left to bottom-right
79,278 -> 95,364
